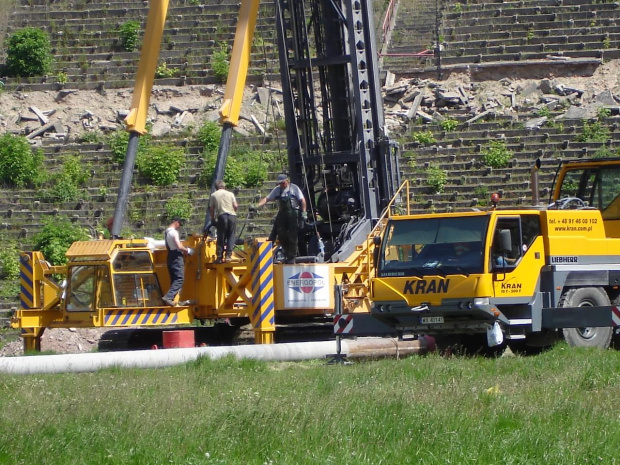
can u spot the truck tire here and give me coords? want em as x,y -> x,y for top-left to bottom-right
559,287 -> 613,349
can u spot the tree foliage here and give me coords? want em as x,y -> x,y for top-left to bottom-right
5,27 -> 52,77
33,217 -> 90,266
38,155 -> 91,203
196,121 -> 221,155
165,195 -> 193,224
118,20 -> 141,51
0,133 -> 46,187
210,43 -> 230,83
137,144 -> 185,186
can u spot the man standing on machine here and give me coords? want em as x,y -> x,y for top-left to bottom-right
209,179 -> 239,263
162,217 -> 192,306
257,174 -> 307,263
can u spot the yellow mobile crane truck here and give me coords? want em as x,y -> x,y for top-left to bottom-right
12,0 -> 399,351
342,158 -> 620,353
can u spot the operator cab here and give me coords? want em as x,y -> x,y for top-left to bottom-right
553,159 -> 620,236
64,240 -> 164,312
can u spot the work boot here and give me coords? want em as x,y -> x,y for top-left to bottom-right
214,256 -> 223,264
225,253 -> 232,262
162,298 -> 177,307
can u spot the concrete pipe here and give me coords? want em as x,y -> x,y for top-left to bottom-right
0,337 -> 434,375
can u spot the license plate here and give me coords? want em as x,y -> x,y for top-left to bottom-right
420,316 -> 444,324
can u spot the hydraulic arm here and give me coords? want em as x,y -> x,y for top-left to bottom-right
111,0 -> 259,236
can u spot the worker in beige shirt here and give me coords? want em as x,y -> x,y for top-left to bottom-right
209,180 -> 239,263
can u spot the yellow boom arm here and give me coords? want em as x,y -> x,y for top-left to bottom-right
219,0 -> 260,126
124,0 -> 258,134
124,0 -> 169,135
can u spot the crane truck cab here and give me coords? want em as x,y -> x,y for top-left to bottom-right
350,159 -> 620,353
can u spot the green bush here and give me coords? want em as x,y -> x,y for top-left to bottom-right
575,120 -> 610,143
33,217 -> 90,266
196,120 -> 221,155
0,133 -> 46,187
210,43 -> 230,83
0,237 -> 20,298
198,152 -> 246,189
426,164 -> 447,193
244,158 -> 268,187
5,27 -> 52,77
155,62 -> 178,78
165,195 -> 193,224
440,119 -> 459,131
106,130 -> 150,165
597,107 -> 611,121
412,130 -> 437,145
78,130 -> 104,144
0,238 -> 20,281
56,71 -> 68,84
482,140 -> 512,168
137,144 -> 185,186
38,155 -> 90,203
42,176 -> 80,203
118,20 -> 141,51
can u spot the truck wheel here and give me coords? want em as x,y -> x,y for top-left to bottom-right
559,287 -> 613,349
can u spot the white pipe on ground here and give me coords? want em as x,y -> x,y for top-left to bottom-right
0,337 -> 433,375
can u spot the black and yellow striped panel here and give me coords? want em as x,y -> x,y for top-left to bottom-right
20,253 -> 34,309
250,240 -> 275,329
103,308 -> 180,326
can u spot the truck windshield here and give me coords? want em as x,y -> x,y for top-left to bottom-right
378,216 -> 489,277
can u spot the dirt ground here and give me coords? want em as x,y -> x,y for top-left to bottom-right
2,60 -> 620,143
0,327 -> 108,356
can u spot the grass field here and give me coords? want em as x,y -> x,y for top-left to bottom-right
2,344 -> 620,464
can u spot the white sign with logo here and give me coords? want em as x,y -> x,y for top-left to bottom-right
282,265 -> 331,308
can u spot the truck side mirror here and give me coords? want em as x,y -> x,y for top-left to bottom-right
372,235 -> 381,269
498,229 -> 512,253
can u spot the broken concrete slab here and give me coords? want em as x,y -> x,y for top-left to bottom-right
401,88 -> 421,103
250,115 -> 266,135
25,120 -> 62,139
55,89 -> 78,101
519,82 -> 540,98
173,110 -> 189,127
406,93 -> 423,120
539,79 -> 555,94
151,122 -> 171,137
558,106 -> 588,119
155,104 -> 174,115
29,106 -> 48,124
556,84 -> 584,97
256,87 -> 271,105
466,108 -> 494,124
595,89 -> 617,106
525,116 -> 547,129
416,110 -> 433,122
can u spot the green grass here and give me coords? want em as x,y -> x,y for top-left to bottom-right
2,344 -> 620,464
